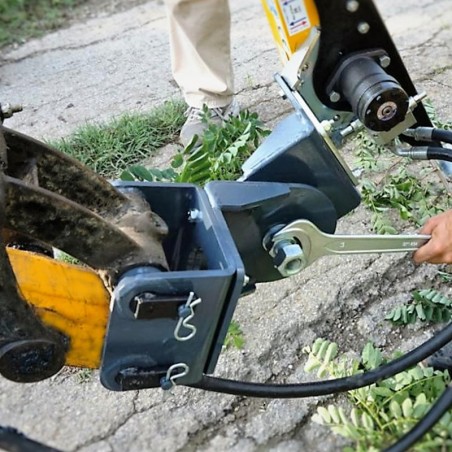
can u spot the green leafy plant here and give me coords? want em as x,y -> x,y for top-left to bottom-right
424,101 -> 452,131
223,320 -> 245,350
386,289 -> 452,325
77,368 -> 93,384
304,339 -> 451,451
354,101 -> 452,234
121,108 -> 270,185
355,140 -> 448,234
120,166 -> 177,183
360,167 -> 445,234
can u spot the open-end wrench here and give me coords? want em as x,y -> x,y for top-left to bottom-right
269,220 -> 430,276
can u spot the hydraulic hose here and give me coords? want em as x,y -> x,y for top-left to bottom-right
392,146 -> 452,163
431,129 -> 452,146
426,146 -> 452,163
190,321 -> 452,398
384,385 -> 452,452
404,127 -> 452,146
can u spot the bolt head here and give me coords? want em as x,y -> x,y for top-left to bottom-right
379,55 -> 391,68
357,22 -> 370,34
346,0 -> 360,12
188,209 -> 202,222
330,91 -> 341,103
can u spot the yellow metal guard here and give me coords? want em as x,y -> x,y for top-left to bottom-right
261,0 -> 320,62
8,248 -> 109,369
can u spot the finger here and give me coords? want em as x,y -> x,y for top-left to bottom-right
413,238 -> 441,264
419,217 -> 441,235
413,245 -> 433,263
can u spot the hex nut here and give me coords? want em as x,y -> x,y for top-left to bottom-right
273,243 -> 306,277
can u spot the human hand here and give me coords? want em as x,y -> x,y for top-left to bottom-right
413,210 -> 452,264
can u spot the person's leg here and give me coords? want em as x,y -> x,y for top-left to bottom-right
165,0 -> 239,145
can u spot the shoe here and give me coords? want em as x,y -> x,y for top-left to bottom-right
179,99 -> 240,147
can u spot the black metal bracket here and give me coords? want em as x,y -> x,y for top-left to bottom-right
312,0 -> 432,130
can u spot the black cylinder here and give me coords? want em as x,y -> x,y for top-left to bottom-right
339,56 -> 409,132
0,339 -> 66,383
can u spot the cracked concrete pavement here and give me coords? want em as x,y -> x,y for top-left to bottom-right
1,0 -> 452,450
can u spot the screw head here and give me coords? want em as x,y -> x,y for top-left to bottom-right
379,55 -> 391,68
357,22 -> 370,34
188,209 -> 202,222
330,91 -> 341,103
346,0 -> 360,12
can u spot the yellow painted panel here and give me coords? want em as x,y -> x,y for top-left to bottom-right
7,248 -> 109,369
261,0 -> 320,62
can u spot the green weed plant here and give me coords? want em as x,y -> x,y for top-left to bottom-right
354,101 -> 452,234
121,107 -> 270,185
304,338 -> 451,451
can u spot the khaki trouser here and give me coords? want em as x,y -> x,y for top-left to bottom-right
164,0 -> 234,108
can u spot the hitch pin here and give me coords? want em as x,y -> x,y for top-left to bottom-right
272,220 -> 430,270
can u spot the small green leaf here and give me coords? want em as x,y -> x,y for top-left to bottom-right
361,412 -> 375,430
393,307 -> 402,322
317,340 -> 330,360
402,398 -> 413,418
316,406 -> 331,424
350,408 -> 360,427
389,400 -> 402,419
312,338 -> 325,355
324,342 -> 338,364
328,405 -> 341,424
119,170 -> 135,181
171,153 -> 184,168
362,343 -> 383,369
416,304 -> 427,321
304,357 -> 321,373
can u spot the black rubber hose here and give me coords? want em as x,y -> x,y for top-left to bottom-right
426,146 -> 452,162
384,385 -> 452,452
0,426 -> 61,452
432,129 -> 452,146
189,322 -> 452,398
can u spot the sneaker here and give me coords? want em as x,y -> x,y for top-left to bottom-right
179,99 -> 240,147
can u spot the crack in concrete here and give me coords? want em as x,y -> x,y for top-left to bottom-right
73,391 -> 140,451
1,15 -> 167,64
401,29 -> 448,55
180,396 -> 252,452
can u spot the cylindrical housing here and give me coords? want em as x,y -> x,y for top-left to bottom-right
339,56 -> 409,132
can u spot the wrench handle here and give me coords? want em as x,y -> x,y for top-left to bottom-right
322,234 -> 431,255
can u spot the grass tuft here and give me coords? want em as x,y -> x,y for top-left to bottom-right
51,98 -> 186,177
0,0 -> 88,47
